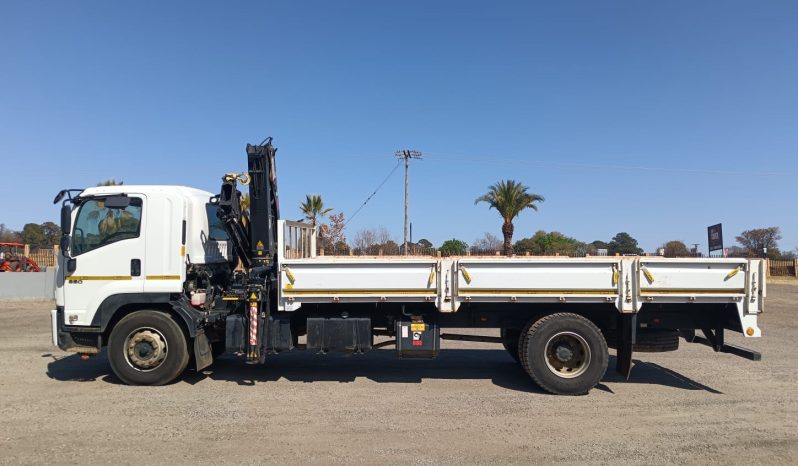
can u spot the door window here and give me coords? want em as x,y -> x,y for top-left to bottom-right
205,204 -> 230,241
71,197 -> 143,255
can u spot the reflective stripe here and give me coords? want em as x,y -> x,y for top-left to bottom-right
459,288 -> 617,295
640,288 -> 745,295
282,289 -> 434,295
145,275 -> 181,280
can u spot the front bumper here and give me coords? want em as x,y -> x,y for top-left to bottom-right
50,309 -> 59,348
50,307 -> 102,353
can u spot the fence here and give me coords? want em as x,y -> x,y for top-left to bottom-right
316,246 -> 589,258
767,259 -> 798,278
28,249 -> 57,268
0,246 -> 57,269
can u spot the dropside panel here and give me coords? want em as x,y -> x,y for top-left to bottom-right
455,258 -> 621,305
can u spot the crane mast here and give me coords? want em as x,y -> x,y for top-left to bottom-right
212,137 -> 280,363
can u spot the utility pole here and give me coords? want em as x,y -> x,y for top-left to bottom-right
395,149 -> 422,255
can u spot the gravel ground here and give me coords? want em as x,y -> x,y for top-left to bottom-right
1,282 -> 796,465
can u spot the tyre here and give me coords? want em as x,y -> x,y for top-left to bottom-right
605,329 -> 680,353
519,313 -> 608,396
500,327 -> 521,363
108,310 -> 190,386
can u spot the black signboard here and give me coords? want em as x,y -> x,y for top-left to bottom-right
707,223 -> 723,252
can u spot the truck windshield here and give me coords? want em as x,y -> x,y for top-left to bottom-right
71,197 -> 143,255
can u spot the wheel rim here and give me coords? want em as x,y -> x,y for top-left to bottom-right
544,331 -> 591,379
124,327 -> 168,372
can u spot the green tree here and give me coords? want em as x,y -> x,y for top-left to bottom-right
404,238 -> 433,255
21,223 -> 45,249
381,239 -> 400,255
514,230 -> 589,256
40,222 -> 62,248
591,240 -> 609,250
299,194 -> 333,226
736,227 -> 782,258
661,240 -> 690,257
608,232 -> 644,256
475,180 -> 544,256
97,179 -> 124,186
417,238 -> 433,249
438,239 -> 468,256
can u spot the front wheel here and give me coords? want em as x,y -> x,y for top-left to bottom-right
519,313 -> 608,395
108,310 -> 190,386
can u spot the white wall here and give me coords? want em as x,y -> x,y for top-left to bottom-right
0,267 -> 56,299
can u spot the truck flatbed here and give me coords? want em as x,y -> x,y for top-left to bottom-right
277,220 -> 764,339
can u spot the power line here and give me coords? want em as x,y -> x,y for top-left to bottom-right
343,160 -> 402,226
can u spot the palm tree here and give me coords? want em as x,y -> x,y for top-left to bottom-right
240,193 -> 250,213
97,179 -> 124,186
299,194 -> 333,226
475,180 -> 544,256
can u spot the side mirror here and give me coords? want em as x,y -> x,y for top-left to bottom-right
59,235 -> 71,257
60,204 -> 72,233
67,258 -> 77,274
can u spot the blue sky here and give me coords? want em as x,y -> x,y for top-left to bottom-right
2,1 -> 796,253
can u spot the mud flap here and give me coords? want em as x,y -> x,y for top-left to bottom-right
615,313 -> 636,379
194,330 -> 213,371
225,314 -> 246,353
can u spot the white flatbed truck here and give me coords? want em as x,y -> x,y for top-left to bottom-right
51,138 -> 764,395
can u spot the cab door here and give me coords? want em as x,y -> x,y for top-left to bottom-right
63,194 -> 146,327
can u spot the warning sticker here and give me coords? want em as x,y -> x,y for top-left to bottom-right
410,323 -> 425,332
401,325 -> 409,338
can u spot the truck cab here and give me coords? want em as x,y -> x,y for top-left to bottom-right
52,186 -> 234,357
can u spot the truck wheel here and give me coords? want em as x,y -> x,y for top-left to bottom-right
108,310 -> 190,386
500,327 -> 521,363
519,313 -> 608,395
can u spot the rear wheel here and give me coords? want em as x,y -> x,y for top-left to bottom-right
519,313 -> 608,395
500,327 -> 521,363
108,310 -> 190,386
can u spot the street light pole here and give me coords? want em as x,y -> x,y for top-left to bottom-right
395,149 -> 422,255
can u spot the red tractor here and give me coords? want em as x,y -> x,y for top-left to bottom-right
0,243 -> 41,272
